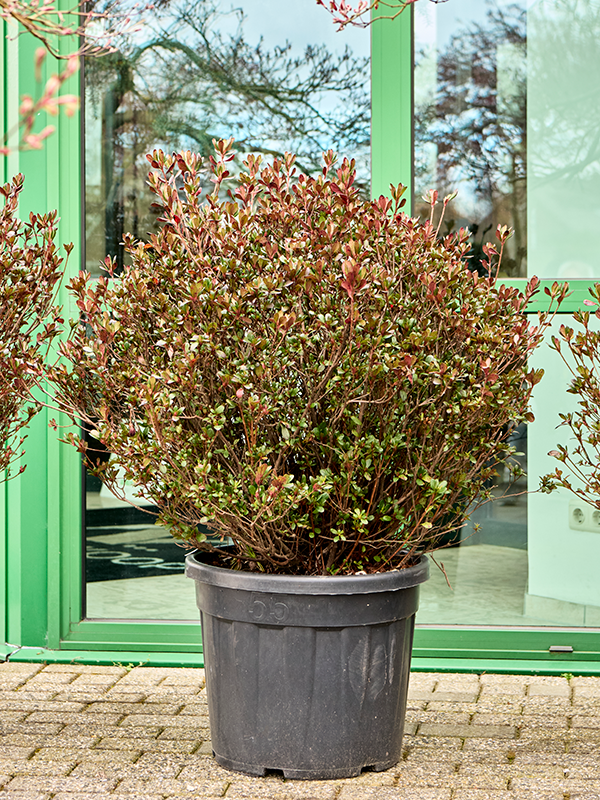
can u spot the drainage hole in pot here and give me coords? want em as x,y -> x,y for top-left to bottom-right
264,768 -> 285,778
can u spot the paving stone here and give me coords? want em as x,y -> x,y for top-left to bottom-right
0,773 -> 14,788
435,675 -> 480,689
102,692 -> 149,703
24,712 -> 123,726
338,788 -> 451,800
394,761 -> 457,786
44,735 -> 101,750
452,792 -> 515,800
178,758 -> 258,782
0,700 -> 86,713
404,734 -> 464,751
0,691 -> 58,702
418,724 -> 516,738
178,702 -> 210,716
407,673 -> 440,690
508,764 -> 566,780
160,794 -> 222,800
3,723 -> 65,737
511,737 -> 567,755
335,769 -> 397,787
0,711 -> 32,726
51,692 -> 117,704
528,680 -> 571,698
67,675 -> 120,688
571,714 -> 600,728
509,778 -> 567,792
517,715 -> 569,730
89,727 -> 163,741
571,697 -> 600,712
90,752 -> 185,780
117,668 -> 183,685
143,687 -> 201,700
84,701 -> 181,715
459,741 -> 518,761
44,665 -> 128,676
479,676 -> 527,689
224,779 -> 339,799
471,713 -> 525,727
406,689 -> 436,701
0,793 -> 52,800
522,697 -> 571,713
413,711 -> 472,725
426,702 -> 479,714
429,691 -> 479,702
475,699 -> 523,712
159,670 -> 205,685
52,795 -> 163,800
156,728 -> 208,743
0,747 -> 37,760
562,754 -> 600,774
0,735 -> 58,749
573,686 -> 600,701
0,664 -> 44,677
31,748 -> 138,763
96,737 -> 199,754
115,777 -> 228,794
7,759 -> 78,776
4,776 -> 119,793
451,768 -> 510,789
22,674 -> 76,686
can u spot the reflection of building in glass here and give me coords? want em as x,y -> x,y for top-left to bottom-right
414,0 -> 527,278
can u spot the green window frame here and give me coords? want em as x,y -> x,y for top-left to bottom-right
2,3 -> 600,673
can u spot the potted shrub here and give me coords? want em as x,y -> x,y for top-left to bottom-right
0,174 -> 65,479
45,141 -> 565,779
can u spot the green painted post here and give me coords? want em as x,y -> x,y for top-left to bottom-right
3,22 -> 82,649
370,1 -> 412,204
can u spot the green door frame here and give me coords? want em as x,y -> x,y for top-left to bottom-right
3,6 -> 600,673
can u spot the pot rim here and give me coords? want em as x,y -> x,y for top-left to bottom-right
185,551 -> 429,595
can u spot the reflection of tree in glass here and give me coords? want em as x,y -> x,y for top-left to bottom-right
85,0 -> 370,270
414,4 -> 526,277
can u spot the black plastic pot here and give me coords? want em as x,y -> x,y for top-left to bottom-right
185,551 -> 429,780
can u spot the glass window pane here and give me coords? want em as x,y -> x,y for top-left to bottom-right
414,0 -> 600,628
414,0 -> 527,277
83,0 -> 370,620
528,0 -> 600,279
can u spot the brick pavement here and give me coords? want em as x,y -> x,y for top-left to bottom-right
0,663 -> 598,798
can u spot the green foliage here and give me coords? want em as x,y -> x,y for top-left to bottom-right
0,174 -> 65,478
50,141 -> 565,574
541,286 -> 600,508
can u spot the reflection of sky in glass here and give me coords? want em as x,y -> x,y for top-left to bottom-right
222,0 -> 369,54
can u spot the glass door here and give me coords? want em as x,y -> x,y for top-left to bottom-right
82,0 -> 370,620
413,0 -> 600,628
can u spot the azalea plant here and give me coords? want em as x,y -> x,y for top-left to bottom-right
0,174 -> 66,478
45,140 -> 565,575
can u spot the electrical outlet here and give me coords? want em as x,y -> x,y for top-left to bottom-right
568,500 -> 600,533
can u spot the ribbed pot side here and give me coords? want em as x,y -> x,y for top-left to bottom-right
185,552 -> 429,781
